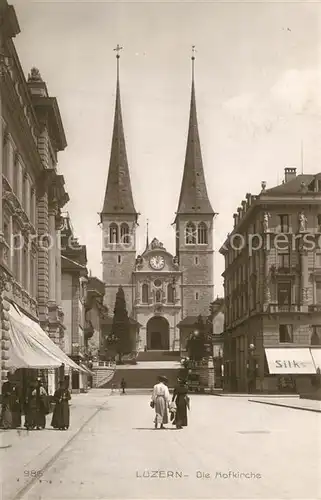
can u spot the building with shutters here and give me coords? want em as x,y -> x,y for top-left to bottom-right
0,1 -> 77,393
220,168 -> 321,393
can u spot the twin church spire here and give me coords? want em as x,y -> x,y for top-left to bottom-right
101,45 -> 137,218
101,46 -> 213,220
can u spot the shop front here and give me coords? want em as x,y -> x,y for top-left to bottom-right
3,303 -> 86,397
264,347 -> 317,393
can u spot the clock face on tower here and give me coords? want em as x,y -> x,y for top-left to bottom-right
149,255 -> 165,270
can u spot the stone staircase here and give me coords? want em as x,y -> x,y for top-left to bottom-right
92,363 -> 116,388
100,360 -> 181,389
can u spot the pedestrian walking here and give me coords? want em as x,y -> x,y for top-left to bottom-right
0,374 -> 22,429
150,375 -> 170,429
25,379 -> 48,430
120,378 -> 127,394
51,381 -> 71,430
171,378 -> 189,429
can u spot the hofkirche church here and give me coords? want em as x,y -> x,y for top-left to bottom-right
100,49 -> 215,352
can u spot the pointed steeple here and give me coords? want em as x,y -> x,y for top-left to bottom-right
101,45 -> 137,218
176,48 -> 214,218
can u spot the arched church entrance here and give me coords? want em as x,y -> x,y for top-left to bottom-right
147,316 -> 170,351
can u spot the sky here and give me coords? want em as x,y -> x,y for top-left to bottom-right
12,0 -> 321,297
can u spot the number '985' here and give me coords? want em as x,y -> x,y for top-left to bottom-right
24,470 -> 43,477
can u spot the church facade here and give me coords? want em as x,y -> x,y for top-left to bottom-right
100,53 -> 215,352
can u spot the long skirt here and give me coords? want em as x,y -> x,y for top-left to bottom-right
173,397 -> 188,427
51,401 -> 70,429
26,403 -> 46,429
154,396 -> 168,426
0,405 -> 12,429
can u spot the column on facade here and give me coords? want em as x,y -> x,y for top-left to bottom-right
17,227 -> 23,284
263,248 -> 271,310
16,154 -> 23,202
25,174 -> 30,218
301,248 -> 309,310
47,368 -> 56,396
23,233 -> 30,293
0,119 -> 4,235
6,134 -> 14,189
48,209 -> 57,302
55,225 -> 62,306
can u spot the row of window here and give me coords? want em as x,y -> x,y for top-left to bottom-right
141,283 -> 175,304
226,280 -> 321,324
2,135 -> 37,225
185,222 -> 208,245
108,223 -> 130,244
280,325 -> 321,344
226,251 -> 321,296
106,222 -> 209,246
277,214 -> 321,233
140,284 -> 200,303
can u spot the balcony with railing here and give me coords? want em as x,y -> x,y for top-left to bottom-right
268,303 -> 302,313
308,304 -> 321,313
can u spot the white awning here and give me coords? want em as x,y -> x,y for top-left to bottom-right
310,349 -> 321,371
265,348 -> 316,374
8,304 -> 85,372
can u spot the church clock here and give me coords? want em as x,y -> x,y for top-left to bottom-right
149,255 -> 165,270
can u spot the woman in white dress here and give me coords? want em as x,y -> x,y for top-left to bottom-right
151,376 -> 170,429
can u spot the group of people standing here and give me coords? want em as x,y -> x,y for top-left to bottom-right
0,374 -> 71,431
151,376 -> 189,430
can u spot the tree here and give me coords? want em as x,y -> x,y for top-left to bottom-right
112,286 -> 132,363
187,315 -> 207,362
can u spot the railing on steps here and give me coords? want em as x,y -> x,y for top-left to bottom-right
92,361 -> 116,388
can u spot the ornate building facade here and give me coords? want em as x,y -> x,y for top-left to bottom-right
101,53 -> 215,351
220,168 -> 321,393
0,1 -> 69,389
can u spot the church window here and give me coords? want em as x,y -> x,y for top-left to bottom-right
198,222 -> 208,244
167,283 -> 175,303
120,223 -> 130,244
155,290 -> 161,303
109,223 -> 119,244
195,256 -> 199,265
154,279 -> 162,288
142,283 -> 149,304
195,292 -> 199,300
117,255 -> 121,264
185,222 -> 196,245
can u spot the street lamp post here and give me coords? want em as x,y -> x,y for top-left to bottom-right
247,343 -> 257,393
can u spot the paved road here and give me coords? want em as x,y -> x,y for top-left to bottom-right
20,394 -> 320,499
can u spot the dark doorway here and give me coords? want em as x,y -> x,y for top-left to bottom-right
147,316 -> 170,350
151,331 -> 162,350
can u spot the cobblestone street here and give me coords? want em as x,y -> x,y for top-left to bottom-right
3,391 -> 320,500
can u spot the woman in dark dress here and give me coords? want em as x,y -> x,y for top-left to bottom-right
25,379 -> 48,430
51,381 -> 71,430
172,378 -> 189,429
0,375 -> 22,429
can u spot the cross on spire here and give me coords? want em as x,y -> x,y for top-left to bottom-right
191,45 -> 196,80
114,44 -> 123,58
114,44 -> 123,80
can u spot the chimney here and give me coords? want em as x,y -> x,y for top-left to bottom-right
284,167 -> 297,183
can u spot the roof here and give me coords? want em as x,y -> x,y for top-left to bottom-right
177,315 -> 210,328
175,80 -> 214,218
61,255 -> 87,275
263,174 -> 320,195
101,77 -> 137,217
